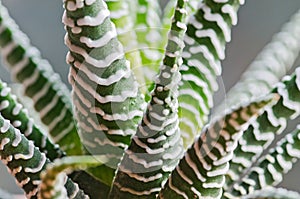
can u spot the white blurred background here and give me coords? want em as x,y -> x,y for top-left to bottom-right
0,0 -> 300,196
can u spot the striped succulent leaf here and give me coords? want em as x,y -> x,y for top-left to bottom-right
226,125 -> 300,198
161,0 -> 199,55
159,95 -> 277,199
0,80 -> 64,161
39,156 -> 107,199
225,68 -> 300,192
218,8 -> 300,110
178,0 -> 244,148
243,187 -> 300,199
0,2 -> 82,155
0,114 -> 86,198
0,114 -> 52,198
132,0 -> 163,99
63,0 -> 146,184
105,0 -> 146,89
109,0 -> 188,198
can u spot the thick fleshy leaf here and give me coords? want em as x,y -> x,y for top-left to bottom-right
110,0 -> 188,198
106,0 -> 146,91
226,125 -> 300,198
225,68 -> 300,195
218,8 -> 300,110
39,156 -> 106,199
63,0 -> 146,185
0,80 -> 64,161
178,0 -> 244,148
0,114 -> 84,198
0,2 -> 82,155
159,95 -> 277,199
131,0 -> 163,99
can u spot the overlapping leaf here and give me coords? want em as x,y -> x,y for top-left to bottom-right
224,68 -> 300,197
110,0 -> 188,197
159,95 -> 276,199
0,1 -> 82,155
178,0 -> 244,148
63,0 -> 146,185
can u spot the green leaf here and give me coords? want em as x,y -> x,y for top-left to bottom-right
226,125 -> 300,198
178,0 -> 244,148
225,68 -> 300,196
159,95 -> 277,199
106,0 -> 146,92
0,2 -> 82,155
0,113 -> 49,197
39,155 -> 107,199
131,0 -> 164,100
110,0 -> 189,198
218,8 -> 300,110
0,79 -> 64,161
63,0 -> 146,185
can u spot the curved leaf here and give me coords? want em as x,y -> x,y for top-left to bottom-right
219,8 -> 300,110
39,156 -> 106,199
0,114 -> 84,198
0,80 -> 64,161
0,2 -> 82,155
106,0 -> 146,91
63,0 -> 146,185
110,0 -> 189,198
131,0 -> 163,99
226,125 -> 300,198
159,95 -> 277,199
178,0 -> 244,148
225,68 -> 300,194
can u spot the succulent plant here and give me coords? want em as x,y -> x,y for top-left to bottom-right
0,0 -> 300,198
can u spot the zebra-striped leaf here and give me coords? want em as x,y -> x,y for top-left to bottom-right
225,68 -> 300,194
218,8 -> 300,110
159,95 -> 277,199
226,124 -> 300,198
39,155 -> 107,199
0,114 -> 84,198
0,80 -> 64,161
179,0 -> 244,148
106,0 -> 146,92
131,0 -> 163,100
63,0 -> 146,185
110,0 -> 188,198
0,1 -> 82,155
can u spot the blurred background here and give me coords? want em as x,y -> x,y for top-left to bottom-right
0,0 -> 300,196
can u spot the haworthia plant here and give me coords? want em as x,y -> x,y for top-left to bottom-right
0,2 -> 82,155
131,0 -> 163,99
0,80 -> 64,161
226,120 -> 300,197
0,0 -> 300,198
0,114 -> 85,198
39,156 -> 107,199
224,68 -> 300,194
226,124 -> 300,198
63,0 -> 146,184
178,0 -> 244,148
218,8 -> 300,110
105,0 -> 146,91
110,0 -> 188,197
159,96 -> 277,199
